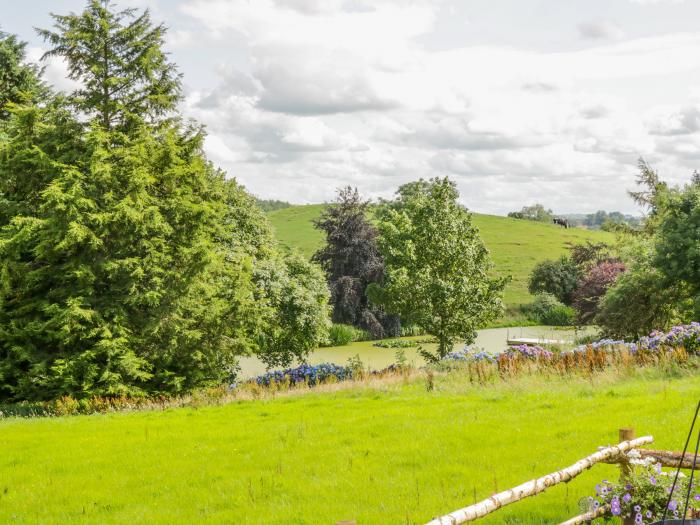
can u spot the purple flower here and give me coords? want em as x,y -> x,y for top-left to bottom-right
611,499 -> 621,516
668,500 -> 678,511
650,475 -> 656,485
634,505 -> 641,512
635,513 -> 643,525
623,493 -> 632,503
695,493 -> 700,501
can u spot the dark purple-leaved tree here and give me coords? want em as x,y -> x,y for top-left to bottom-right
573,261 -> 626,324
312,187 -> 399,338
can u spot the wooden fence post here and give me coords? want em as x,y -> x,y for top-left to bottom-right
619,428 -> 635,525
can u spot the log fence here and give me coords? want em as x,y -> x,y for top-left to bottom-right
423,428 -> 700,525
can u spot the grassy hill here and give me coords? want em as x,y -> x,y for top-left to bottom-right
267,205 -> 614,309
0,370 -> 694,524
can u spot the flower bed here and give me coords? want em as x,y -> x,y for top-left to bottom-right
585,453 -> 700,524
440,324 -> 700,379
252,363 -> 353,387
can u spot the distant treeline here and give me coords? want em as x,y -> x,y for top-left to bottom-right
508,204 -> 641,230
563,211 -> 642,230
256,198 -> 292,212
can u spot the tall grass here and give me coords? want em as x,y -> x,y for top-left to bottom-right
0,367 -> 697,524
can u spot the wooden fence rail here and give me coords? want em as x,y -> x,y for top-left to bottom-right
603,448 -> 700,469
424,436 -> 654,525
558,504 -> 610,525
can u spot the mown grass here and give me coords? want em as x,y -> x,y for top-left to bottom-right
0,368 -> 697,524
267,205 -> 613,308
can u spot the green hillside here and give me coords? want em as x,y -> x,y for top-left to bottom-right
267,205 -> 614,309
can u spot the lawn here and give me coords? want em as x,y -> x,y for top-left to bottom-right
0,369 -> 697,524
267,205 -> 613,308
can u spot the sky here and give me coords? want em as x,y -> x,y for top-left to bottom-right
3,0 -> 700,214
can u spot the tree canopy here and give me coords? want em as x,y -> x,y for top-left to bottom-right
507,203 -> 554,222
37,0 -> 181,130
313,187 -> 398,338
0,32 -> 47,121
654,179 -> 700,318
370,178 -> 506,359
0,1 -> 330,401
528,257 -> 580,306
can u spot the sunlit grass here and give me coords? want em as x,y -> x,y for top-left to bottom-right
0,368 -> 696,524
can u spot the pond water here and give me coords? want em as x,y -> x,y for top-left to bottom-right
237,325 -> 595,378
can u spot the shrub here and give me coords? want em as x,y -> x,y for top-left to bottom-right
528,257 -> 580,305
525,293 -> 575,326
324,324 -> 370,346
400,324 -> 424,337
373,337 -> 437,348
595,265 -> 680,340
541,305 -> 576,326
326,324 -> 356,346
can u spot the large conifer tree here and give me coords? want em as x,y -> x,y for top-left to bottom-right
0,32 -> 47,121
37,0 -> 181,131
0,2 -> 255,400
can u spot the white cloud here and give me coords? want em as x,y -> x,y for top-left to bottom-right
26,46 -> 81,93
11,0 -> 700,214
15,0 -> 693,214
176,0 -> 700,212
578,20 -> 625,40
629,0 -> 685,4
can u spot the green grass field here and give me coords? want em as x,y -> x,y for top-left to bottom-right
267,205 -> 613,308
1,369 -> 697,524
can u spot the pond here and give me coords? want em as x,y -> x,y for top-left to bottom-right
237,325 -> 595,378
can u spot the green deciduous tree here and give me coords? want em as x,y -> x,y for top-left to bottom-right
507,203 -> 554,222
595,267 -> 682,340
222,180 -> 331,368
654,179 -> 700,317
528,256 -> 580,305
254,253 -> 331,368
369,178 -> 507,360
